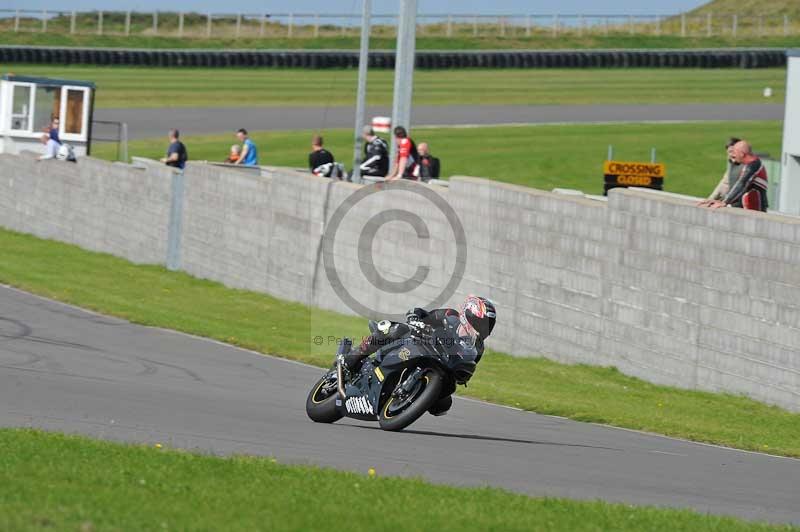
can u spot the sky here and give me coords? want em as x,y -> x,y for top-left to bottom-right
5,1 -> 709,16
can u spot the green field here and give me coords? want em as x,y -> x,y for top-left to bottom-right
1,227 -> 799,458
1,65 -> 787,107
2,429 -> 794,532
93,121 -> 783,197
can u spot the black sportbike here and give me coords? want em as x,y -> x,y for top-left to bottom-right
306,317 -> 478,431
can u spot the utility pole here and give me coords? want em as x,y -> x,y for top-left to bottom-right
352,0 -> 372,183
390,0 -> 418,164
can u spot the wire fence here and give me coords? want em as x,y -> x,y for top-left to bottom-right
0,10 -> 798,40
90,120 -> 127,162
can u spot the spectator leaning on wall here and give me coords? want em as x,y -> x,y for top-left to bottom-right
360,125 -> 390,178
308,134 -> 335,176
705,140 -> 768,212
160,128 -> 188,170
697,137 -> 741,207
386,126 -> 419,181
48,117 -> 61,145
418,142 -> 441,181
37,133 -> 60,161
234,128 -> 259,166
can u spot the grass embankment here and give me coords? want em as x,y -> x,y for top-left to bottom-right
93,121 -> 783,197
6,29 -> 798,50
1,228 -> 799,458
688,0 -> 800,17
0,24 -> 798,50
1,65 -> 787,107
2,430 -> 794,532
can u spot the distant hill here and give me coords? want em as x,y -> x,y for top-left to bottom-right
685,0 -> 800,17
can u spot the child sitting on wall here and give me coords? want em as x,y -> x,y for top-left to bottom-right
224,144 -> 241,164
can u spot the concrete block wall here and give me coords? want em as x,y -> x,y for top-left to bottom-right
604,190 -> 800,408
0,153 -> 171,265
0,153 -> 798,411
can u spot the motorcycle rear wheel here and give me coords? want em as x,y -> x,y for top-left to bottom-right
305,373 -> 344,423
378,368 -> 443,431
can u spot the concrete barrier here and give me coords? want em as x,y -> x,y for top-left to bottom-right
0,154 -> 798,411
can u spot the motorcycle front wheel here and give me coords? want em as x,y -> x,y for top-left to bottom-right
378,368 -> 443,431
305,372 -> 344,423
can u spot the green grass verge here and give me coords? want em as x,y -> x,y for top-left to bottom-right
1,228 -> 799,457
1,65 -> 788,107
92,121 -> 783,198
2,30 -> 800,51
2,429 -> 794,532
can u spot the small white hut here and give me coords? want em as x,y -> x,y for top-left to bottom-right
0,73 -> 95,156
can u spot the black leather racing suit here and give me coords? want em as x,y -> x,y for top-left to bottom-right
344,307 -> 484,416
360,136 -> 390,177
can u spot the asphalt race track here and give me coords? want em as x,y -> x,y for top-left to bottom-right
1,285 -> 798,525
95,104 -> 785,140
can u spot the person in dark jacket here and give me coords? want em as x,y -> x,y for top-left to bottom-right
160,128 -> 188,170
360,126 -> 390,177
309,134 -> 335,175
418,142 -> 441,181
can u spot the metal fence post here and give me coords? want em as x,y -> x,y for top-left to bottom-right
552,14 -> 558,37
120,122 -> 129,163
235,13 -> 241,38
655,16 -> 661,36
352,0 -> 372,183
70,10 -> 76,34
680,13 -> 686,37
13,10 -> 19,32
525,15 -> 531,37
314,14 -> 319,37
166,169 -> 185,272
758,15 -> 764,36
473,16 -> 478,37
784,15 -> 789,36
604,17 -> 609,36
288,13 -> 294,38
732,14 -> 737,38
42,10 -> 48,32
153,11 -> 158,35
178,12 -> 184,37
124,11 -> 130,36
706,12 -> 712,37
578,15 -> 584,37
500,16 -> 506,37
97,11 -> 103,35
390,0 -> 417,164
628,14 -> 634,35
447,14 -> 452,37
206,13 -> 212,38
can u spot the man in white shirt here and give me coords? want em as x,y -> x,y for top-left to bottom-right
37,133 -> 60,161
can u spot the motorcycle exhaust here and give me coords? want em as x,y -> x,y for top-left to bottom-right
335,337 -> 352,401
336,357 -> 346,400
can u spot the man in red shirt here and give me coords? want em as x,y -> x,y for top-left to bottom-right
705,140 -> 768,212
386,126 -> 419,181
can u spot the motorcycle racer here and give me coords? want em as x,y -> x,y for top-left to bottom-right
343,295 -> 496,416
